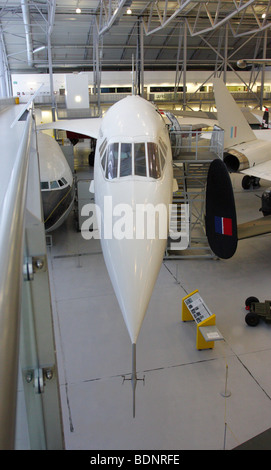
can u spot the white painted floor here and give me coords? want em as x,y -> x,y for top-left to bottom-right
17,143 -> 271,450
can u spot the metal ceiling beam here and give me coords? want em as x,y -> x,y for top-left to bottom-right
47,0 -> 56,122
1,0 -> 271,74
142,0 -> 193,35
47,0 -> 56,35
141,1 -> 271,38
97,0 -> 127,35
187,0 -> 271,37
0,25 -> 9,97
21,0 -> 33,66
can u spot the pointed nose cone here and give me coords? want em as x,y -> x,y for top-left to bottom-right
97,177 -> 172,344
102,235 -> 166,344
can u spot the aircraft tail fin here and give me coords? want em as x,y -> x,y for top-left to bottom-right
205,158 -> 238,259
213,78 -> 256,148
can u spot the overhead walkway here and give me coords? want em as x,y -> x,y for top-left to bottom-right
0,99 -> 63,450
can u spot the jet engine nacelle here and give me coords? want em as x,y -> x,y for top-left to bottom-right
223,149 -> 250,172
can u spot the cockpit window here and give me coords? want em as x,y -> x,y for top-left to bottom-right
120,143 -> 132,177
41,181 -> 49,190
105,142 -> 119,180
134,143 -> 147,177
159,138 -> 167,156
148,143 -> 161,179
101,150 -> 107,171
102,141 -> 165,180
159,148 -> 166,171
100,138 -> 107,171
40,177 -> 69,191
50,180 -> 59,189
99,138 -> 107,157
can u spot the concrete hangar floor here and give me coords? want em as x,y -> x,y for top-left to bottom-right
18,140 -> 271,450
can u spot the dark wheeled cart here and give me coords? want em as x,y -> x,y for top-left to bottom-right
245,296 -> 271,326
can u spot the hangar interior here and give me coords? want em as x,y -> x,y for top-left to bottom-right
2,0 -> 271,451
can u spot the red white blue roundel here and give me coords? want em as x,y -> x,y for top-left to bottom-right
215,216 -> 232,236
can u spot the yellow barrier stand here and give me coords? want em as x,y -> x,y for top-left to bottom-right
182,290 -> 223,350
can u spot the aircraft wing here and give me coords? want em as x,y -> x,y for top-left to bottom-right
175,107 -> 264,128
241,159 -> 271,181
253,129 -> 271,141
38,117 -> 102,139
173,116 -> 217,129
173,109 -> 217,120
238,215 -> 271,239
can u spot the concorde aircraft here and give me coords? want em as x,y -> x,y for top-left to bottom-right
39,94 -> 238,416
39,95 -> 173,416
37,131 -> 75,232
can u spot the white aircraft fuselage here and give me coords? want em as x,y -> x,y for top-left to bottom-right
38,95 -> 174,415
38,132 -> 75,232
94,95 -> 173,344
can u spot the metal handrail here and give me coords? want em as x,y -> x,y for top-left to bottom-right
0,108 -> 33,449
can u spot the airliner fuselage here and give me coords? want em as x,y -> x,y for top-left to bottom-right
38,132 -> 75,232
38,95 -> 174,414
94,95 -> 173,344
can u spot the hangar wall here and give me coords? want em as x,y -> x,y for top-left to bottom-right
11,69 -> 271,103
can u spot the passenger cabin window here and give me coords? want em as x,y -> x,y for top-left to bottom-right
103,141 -> 165,180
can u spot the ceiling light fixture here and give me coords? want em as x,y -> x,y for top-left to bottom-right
33,46 -> 46,53
127,8 -> 132,14
75,1 -> 81,13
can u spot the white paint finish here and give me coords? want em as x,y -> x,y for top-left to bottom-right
40,95 -> 173,344
38,132 -> 73,186
39,117 -> 102,139
93,96 -> 173,343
